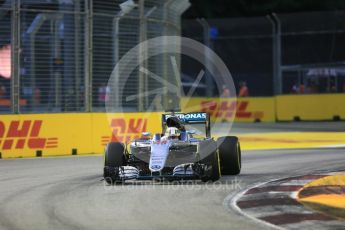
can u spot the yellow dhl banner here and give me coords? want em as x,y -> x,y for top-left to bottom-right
276,94 -> 345,121
0,113 -> 161,158
3,94 -> 344,158
181,97 -> 275,122
0,97 -> 276,158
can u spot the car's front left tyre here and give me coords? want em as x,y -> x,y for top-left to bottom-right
103,142 -> 126,184
217,136 -> 241,175
201,150 -> 221,182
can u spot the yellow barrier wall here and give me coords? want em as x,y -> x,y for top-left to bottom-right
1,94 -> 344,158
181,97 -> 275,122
0,112 -> 162,158
276,94 -> 345,121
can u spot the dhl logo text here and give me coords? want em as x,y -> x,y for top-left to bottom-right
102,118 -> 148,145
0,120 -> 58,150
200,101 -> 264,120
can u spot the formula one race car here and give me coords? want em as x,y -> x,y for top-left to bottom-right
103,112 -> 241,184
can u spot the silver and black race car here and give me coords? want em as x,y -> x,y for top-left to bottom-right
103,112 -> 241,184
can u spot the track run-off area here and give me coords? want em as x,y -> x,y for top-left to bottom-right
0,122 -> 345,230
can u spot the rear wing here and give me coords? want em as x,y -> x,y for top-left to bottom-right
162,112 -> 211,137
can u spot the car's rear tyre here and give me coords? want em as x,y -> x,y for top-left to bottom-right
217,136 -> 241,175
201,151 -> 221,182
103,142 -> 126,184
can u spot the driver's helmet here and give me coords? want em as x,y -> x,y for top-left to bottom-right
164,127 -> 180,140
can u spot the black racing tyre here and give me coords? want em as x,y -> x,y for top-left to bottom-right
104,142 -> 126,184
104,142 -> 126,167
217,136 -> 241,175
201,151 -> 221,182
210,151 -> 221,181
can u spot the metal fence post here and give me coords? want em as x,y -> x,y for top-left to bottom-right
84,0 -> 93,112
138,0 -> 145,112
143,6 -> 156,110
274,13 -> 282,95
163,0 -> 174,111
53,19 -> 62,110
11,0 -> 20,114
113,12 -> 122,109
267,13 -> 282,95
197,18 -> 214,97
74,0 -> 81,111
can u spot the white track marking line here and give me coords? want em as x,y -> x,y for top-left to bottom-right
290,191 -> 300,199
242,205 -> 314,219
237,191 -> 299,202
318,144 -> 345,148
278,180 -> 316,186
229,179 -> 286,230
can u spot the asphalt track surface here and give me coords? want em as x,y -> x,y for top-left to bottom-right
0,122 -> 345,230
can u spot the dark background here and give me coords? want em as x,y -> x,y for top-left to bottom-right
183,0 -> 345,18
181,0 -> 345,96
